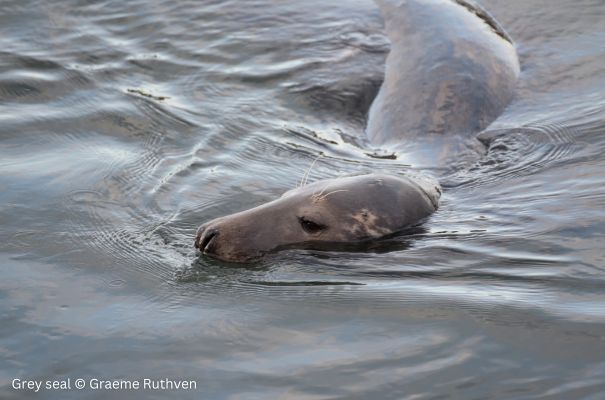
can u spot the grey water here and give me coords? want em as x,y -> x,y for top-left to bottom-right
1,0 -> 605,398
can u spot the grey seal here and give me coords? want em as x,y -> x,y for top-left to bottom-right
195,0 -> 519,262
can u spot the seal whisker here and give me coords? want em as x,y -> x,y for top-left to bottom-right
299,154 -> 322,188
316,189 -> 349,202
311,183 -> 331,202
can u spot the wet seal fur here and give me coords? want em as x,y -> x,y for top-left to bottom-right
195,0 -> 519,262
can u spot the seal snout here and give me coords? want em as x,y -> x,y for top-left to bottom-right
194,226 -> 220,254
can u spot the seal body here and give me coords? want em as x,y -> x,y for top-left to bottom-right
195,0 -> 519,262
367,0 -> 519,167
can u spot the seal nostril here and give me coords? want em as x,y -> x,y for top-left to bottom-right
194,228 -> 203,249
197,228 -> 219,253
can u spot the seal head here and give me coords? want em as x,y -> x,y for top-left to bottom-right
195,173 -> 440,262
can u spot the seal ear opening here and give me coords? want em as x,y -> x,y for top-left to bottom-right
405,173 -> 441,210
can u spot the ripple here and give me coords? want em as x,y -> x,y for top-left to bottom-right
0,51 -> 93,103
443,122 -> 582,188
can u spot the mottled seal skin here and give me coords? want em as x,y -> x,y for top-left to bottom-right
368,0 -> 519,167
195,0 -> 519,262
195,174 -> 440,262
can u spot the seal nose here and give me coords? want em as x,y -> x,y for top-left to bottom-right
194,226 -> 220,254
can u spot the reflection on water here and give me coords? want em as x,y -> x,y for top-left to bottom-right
1,0 -> 605,398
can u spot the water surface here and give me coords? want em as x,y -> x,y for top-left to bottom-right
1,0 -> 605,398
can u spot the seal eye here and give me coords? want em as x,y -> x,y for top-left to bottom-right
299,217 -> 326,234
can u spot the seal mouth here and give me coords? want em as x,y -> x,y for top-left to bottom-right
195,227 -> 219,253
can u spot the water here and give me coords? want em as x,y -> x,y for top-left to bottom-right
1,0 -> 605,398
